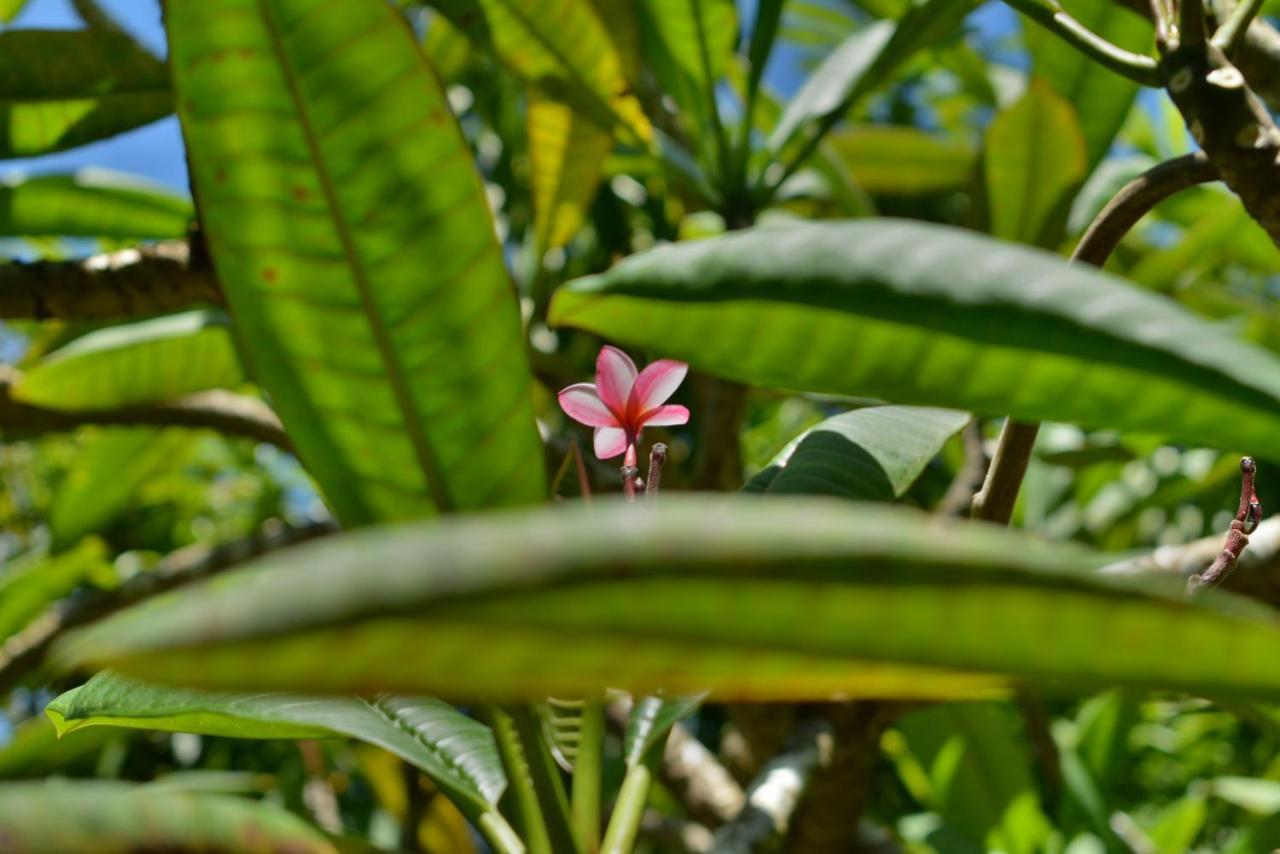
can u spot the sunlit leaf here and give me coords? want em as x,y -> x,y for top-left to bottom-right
13,311 -> 241,410
50,497 -> 1280,702
549,220 -> 1280,454
0,29 -> 171,157
826,125 -> 976,195
984,79 -> 1087,246
429,0 -> 650,140
624,694 -> 702,766
0,781 -> 334,851
0,540 -> 108,641
0,171 -> 192,239
49,428 -> 188,552
528,92 -> 613,255
168,0 -> 546,525
744,405 -> 969,498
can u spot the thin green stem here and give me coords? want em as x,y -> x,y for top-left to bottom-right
1002,0 -> 1162,85
488,706 -> 554,854
508,705 -> 580,854
1213,0 -> 1266,53
571,698 -> 605,852
477,810 -> 530,854
600,750 -> 660,854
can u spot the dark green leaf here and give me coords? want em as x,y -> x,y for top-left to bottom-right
0,30 -> 171,157
46,671 -> 506,822
0,171 -> 192,239
168,0 -> 546,525
548,220 -> 1280,453
13,311 -> 241,410
50,497 -> 1280,702
743,405 -> 969,498
0,781 -> 334,851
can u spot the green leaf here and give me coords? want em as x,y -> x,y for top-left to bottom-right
49,497 -> 1280,702
624,695 -> 703,767
984,79 -> 1087,247
45,671 -> 506,823
0,30 -> 171,157
429,0 -> 650,140
168,0 -> 546,525
1025,0 -> 1152,168
0,1 -> 28,23
0,781 -> 335,851
0,715 -> 119,780
768,0 -> 976,161
13,311 -> 242,410
744,405 -> 969,498
528,92 -> 613,254
0,171 -> 192,239
49,428 -> 188,552
0,540 -> 108,641
548,219 -> 1280,454
1146,795 -> 1207,851
826,125 -> 976,195
897,702 -> 1040,848
1210,776 -> 1280,814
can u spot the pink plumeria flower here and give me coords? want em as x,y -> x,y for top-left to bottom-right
558,345 -> 690,465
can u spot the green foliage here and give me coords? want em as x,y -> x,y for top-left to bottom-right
0,171 -> 193,240
167,0 -> 546,525
550,220 -> 1280,453
0,780 -> 337,851
0,29 -> 170,157
743,405 -> 969,498
46,497 -> 1280,702
13,311 -> 242,410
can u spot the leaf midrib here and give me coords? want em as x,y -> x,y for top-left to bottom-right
256,0 -> 454,514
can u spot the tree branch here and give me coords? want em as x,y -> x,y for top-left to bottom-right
0,368 -> 290,449
971,154 -> 1220,524
0,518 -> 335,695
1002,0 -> 1162,85
1213,0 -> 1266,53
0,240 -> 220,320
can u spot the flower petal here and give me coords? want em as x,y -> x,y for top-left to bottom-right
558,383 -> 619,427
640,404 -> 689,427
593,426 -> 629,459
630,359 -> 688,414
595,345 -> 637,415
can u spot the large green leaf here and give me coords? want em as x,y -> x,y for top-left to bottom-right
0,781 -> 334,851
984,79 -> 1087,247
49,497 -> 1280,702
0,171 -> 192,239
429,0 -> 649,140
528,92 -> 613,254
548,220 -> 1280,454
45,671 -> 507,825
0,30 -> 171,158
49,428 -> 188,552
13,311 -> 242,410
168,0 -> 545,525
743,405 -> 969,498
1025,0 -> 1152,169
826,125 -> 976,195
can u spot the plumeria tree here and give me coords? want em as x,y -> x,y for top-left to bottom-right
9,0 -> 1280,851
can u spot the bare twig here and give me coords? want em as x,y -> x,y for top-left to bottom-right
712,718 -> 832,854
1214,0 -> 1267,53
638,812 -> 714,854
645,443 -> 667,500
0,518 -> 335,694
972,154 -> 1221,525
621,464 -> 640,502
0,240 -> 219,320
0,368 -> 290,450
938,419 -> 988,517
1188,457 -> 1262,594
1002,0 -> 1162,84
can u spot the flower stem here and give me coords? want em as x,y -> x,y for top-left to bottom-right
622,443 -> 639,502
